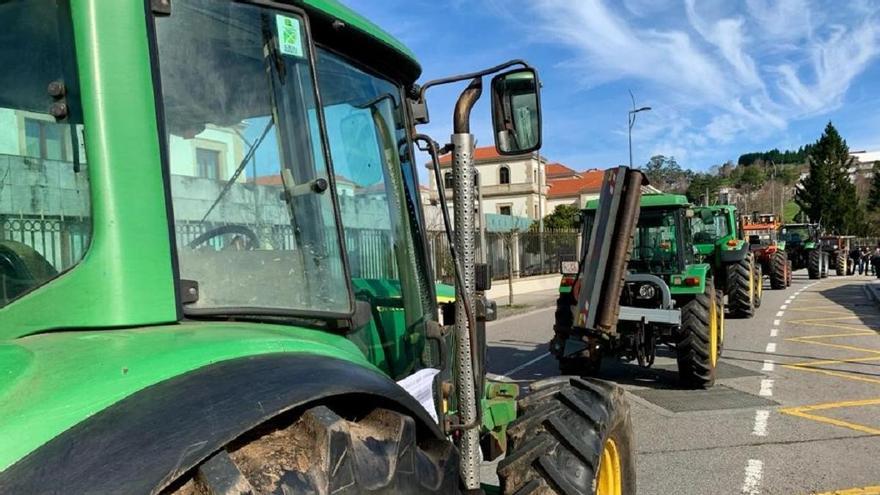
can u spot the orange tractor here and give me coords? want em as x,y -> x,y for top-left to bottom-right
742,214 -> 792,290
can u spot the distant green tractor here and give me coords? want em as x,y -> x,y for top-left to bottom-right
692,205 -> 762,318
780,223 -> 829,279
554,190 -> 724,388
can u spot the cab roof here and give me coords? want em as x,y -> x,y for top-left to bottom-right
302,0 -> 421,81
584,193 -> 690,210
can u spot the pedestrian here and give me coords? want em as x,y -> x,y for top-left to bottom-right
859,246 -> 869,275
872,245 -> 880,279
850,245 -> 862,275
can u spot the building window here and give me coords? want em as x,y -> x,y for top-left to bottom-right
534,204 -> 539,218
499,205 -> 512,216
533,169 -> 537,183
499,166 -> 510,185
444,171 -> 453,189
24,118 -> 67,161
196,148 -> 221,179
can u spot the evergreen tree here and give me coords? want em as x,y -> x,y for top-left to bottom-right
868,161 -> 880,210
795,122 -> 861,233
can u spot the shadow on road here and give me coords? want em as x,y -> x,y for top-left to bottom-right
816,280 -> 880,332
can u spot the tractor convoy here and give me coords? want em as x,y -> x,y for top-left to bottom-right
553,197 -> 856,388
0,1 -> 863,494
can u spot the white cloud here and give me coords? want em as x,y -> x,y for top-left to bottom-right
527,0 -> 880,165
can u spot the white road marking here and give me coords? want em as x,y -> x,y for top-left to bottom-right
762,360 -> 775,372
766,342 -> 777,353
742,459 -> 764,495
770,328 -> 778,337
501,352 -> 550,377
759,379 -> 774,397
785,298 -> 794,303
773,319 -> 781,326
776,310 -> 785,317
752,409 -> 770,436
780,304 -> 788,310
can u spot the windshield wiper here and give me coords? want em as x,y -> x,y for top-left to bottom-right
199,118 -> 274,223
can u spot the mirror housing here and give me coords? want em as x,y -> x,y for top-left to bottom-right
491,68 -> 542,155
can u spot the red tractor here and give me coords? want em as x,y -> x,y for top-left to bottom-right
742,214 -> 792,290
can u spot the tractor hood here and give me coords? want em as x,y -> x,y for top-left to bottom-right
0,322 -> 374,471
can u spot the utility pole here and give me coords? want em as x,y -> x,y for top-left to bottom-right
628,90 -> 651,168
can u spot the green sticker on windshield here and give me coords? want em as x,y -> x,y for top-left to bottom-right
275,14 -> 304,57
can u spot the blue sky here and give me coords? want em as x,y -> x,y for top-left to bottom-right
343,0 -> 880,174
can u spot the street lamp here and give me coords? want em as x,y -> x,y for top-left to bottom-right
628,90 -> 651,168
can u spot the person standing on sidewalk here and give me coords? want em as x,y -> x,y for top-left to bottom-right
872,245 -> 880,279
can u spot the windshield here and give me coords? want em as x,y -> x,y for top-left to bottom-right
630,209 -> 683,274
780,225 -> 811,244
155,0 -> 351,315
0,0 -> 90,307
692,209 -> 730,244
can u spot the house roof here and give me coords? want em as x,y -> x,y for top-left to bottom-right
547,170 -> 605,198
546,162 -> 578,178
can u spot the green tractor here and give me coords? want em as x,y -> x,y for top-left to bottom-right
0,1 -> 635,493
780,223 -> 829,279
554,189 -> 724,388
691,205 -> 762,318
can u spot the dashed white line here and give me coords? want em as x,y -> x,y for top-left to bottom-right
752,409 -> 770,436
773,319 -> 781,326
742,459 -> 764,495
770,328 -> 778,337
765,342 -> 777,353
759,379 -> 774,397
500,352 -> 550,377
762,360 -> 775,372
775,310 -> 785,317
780,304 -> 788,310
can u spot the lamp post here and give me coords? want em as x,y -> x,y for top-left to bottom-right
628,90 -> 651,168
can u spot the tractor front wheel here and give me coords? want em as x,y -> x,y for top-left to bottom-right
821,252 -> 829,278
676,279 -> 719,388
727,253 -> 755,318
166,405 -> 458,495
770,251 -> 788,289
808,249 -> 821,279
498,377 -> 636,495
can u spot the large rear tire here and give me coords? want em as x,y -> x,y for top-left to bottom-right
836,251 -> 847,276
498,377 -> 636,495
770,251 -> 788,289
808,249 -> 821,279
754,264 -> 763,308
727,253 -> 755,318
820,252 -> 829,278
676,279 -> 719,388
166,405 -> 458,495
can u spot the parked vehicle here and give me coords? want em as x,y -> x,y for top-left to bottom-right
742,214 -> 792,290
692,205 -> 762,317
553,189 -> 724,388
780,223 -> 829,279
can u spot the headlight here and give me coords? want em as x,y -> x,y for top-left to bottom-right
637,284 -> 656,299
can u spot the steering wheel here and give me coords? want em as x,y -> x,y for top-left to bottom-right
187,225 -> 259,250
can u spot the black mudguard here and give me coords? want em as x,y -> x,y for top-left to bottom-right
720,243 -> 750,263
0,354 -> 444,494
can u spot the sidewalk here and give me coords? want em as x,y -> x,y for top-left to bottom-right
493,288 -> 559,320
864,279 -> 880,307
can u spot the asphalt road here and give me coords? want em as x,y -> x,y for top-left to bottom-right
484,271 -> 880,495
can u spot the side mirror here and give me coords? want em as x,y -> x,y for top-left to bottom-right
491,68 -> 542,155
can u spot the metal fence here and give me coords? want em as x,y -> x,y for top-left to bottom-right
429,229 -> 579,284
1,215 -> 90,271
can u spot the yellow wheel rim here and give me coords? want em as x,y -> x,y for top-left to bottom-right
597,438 -> 622,495
718,299 -> 725,354
709,292 -> 718,367
748,262 -> 754,303
756,268 -> 763,300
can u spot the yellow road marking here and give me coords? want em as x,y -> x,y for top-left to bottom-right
809,485 -> 880,495
787,355 -> 880,367
782,364 -> 880,386
780,398 -> 880,436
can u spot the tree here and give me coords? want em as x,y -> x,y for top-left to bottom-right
642,155 -> 690,192
686,172 -> 724,205
795,122 -> 862,234
868,162 -> 880,210
540,204 -> 580,230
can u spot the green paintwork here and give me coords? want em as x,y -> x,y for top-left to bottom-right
558,285 -> 572,294
1,0 -> 178,340
667,263 -> 711,295
480,381 -> 519,458
0,322 -> 374,470
692,205 -> 747,273
435,282 -> 455,303
302,0 -> 420,78
584,192 -> 690,210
